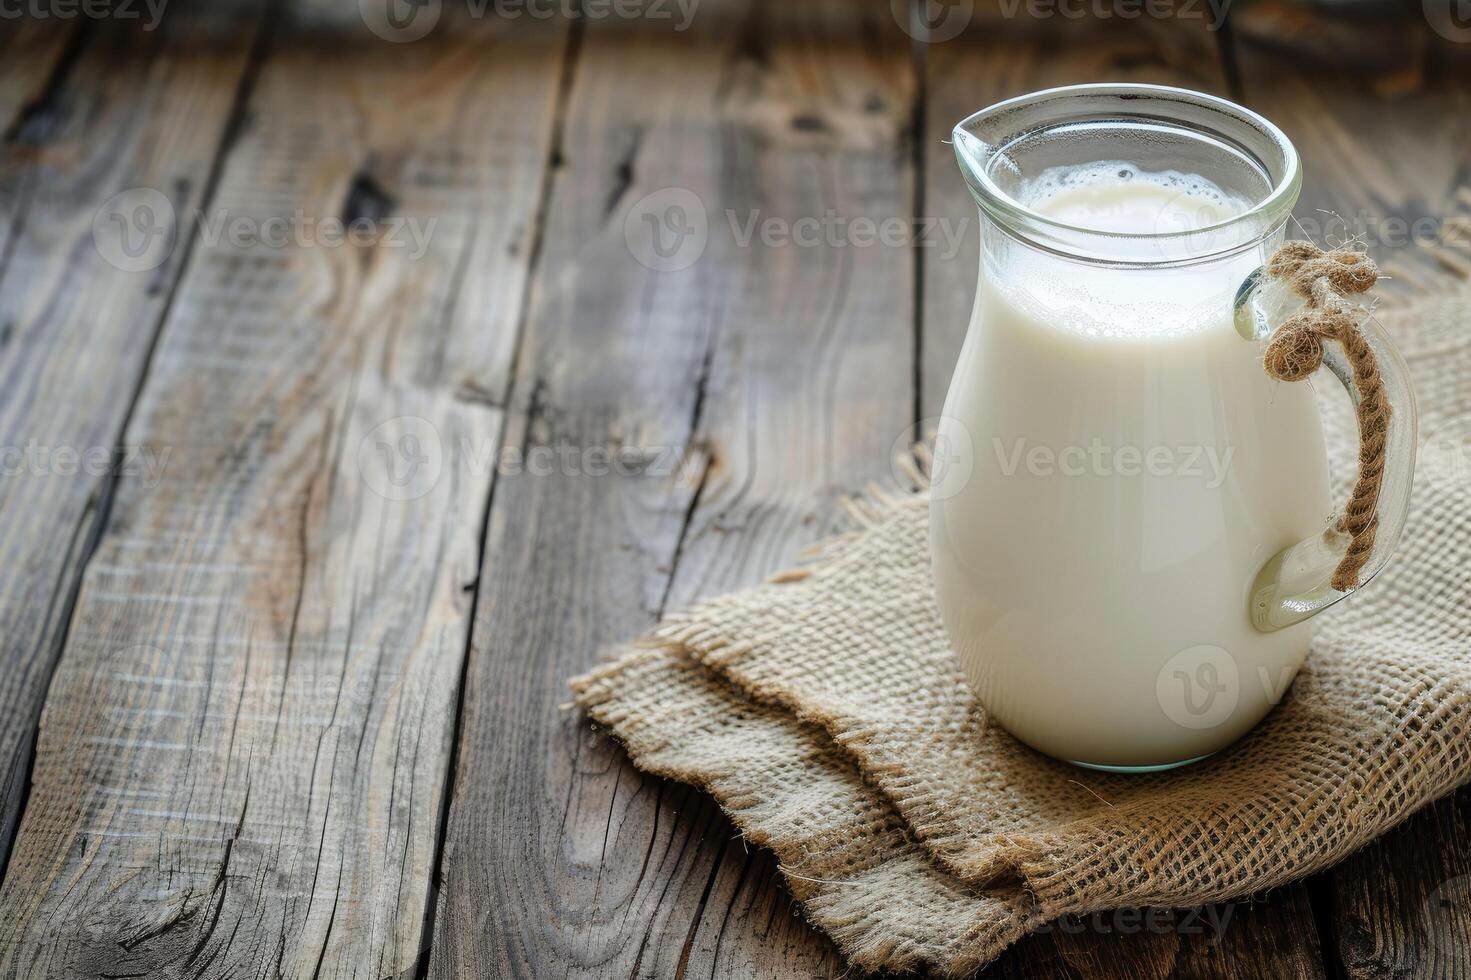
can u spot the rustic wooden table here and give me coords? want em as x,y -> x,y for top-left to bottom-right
0,1 -> 1467,977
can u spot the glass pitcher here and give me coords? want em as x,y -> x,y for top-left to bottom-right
929,84 -> 1416,772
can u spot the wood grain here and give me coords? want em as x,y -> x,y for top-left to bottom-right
0,11 -> 567,979
426,7 -> 738,976
429,0 -> 914,975
0,1 -> 267,880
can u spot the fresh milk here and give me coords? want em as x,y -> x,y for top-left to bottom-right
930,166 -> 1333,769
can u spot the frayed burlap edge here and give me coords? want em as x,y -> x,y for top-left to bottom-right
570,249 -> 1471,974
571,646 -> 1036,975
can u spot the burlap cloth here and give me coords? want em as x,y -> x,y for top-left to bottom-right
570,272 -> 1471,975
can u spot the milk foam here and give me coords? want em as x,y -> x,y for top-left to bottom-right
993,166 -> 1257,341
1023,162 -> 1248,232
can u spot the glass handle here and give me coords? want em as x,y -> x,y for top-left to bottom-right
1234,266 -> 1418,632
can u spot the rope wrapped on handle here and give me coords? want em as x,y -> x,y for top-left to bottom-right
1261,241 -> 1387,592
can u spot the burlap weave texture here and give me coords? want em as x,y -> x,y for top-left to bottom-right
571,279 -> 1471,975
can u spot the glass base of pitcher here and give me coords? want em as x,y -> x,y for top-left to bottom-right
1068,753 -> 1214,774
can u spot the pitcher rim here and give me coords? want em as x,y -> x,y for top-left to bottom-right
951,83 -> 1302,266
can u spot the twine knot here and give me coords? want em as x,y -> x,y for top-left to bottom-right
1267,240 -> 1379,299
1262,316 -> 1324,382
1261,242 -> 1386,593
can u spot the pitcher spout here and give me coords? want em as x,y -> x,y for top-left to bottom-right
950,122 -> 996,211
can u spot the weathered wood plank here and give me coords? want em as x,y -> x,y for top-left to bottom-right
919,15 -> 1329,979
1234,12 -> 1471,284
425,9 -> 732,977
1232,19 -> 1471,979
1327,791 -> 1471,980
650,2 -> 916,974
0,12 -> 568,979
429,0 -> 914,975
0,1 -> 266,879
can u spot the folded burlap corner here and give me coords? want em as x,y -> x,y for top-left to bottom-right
571,278 -> 1471,975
